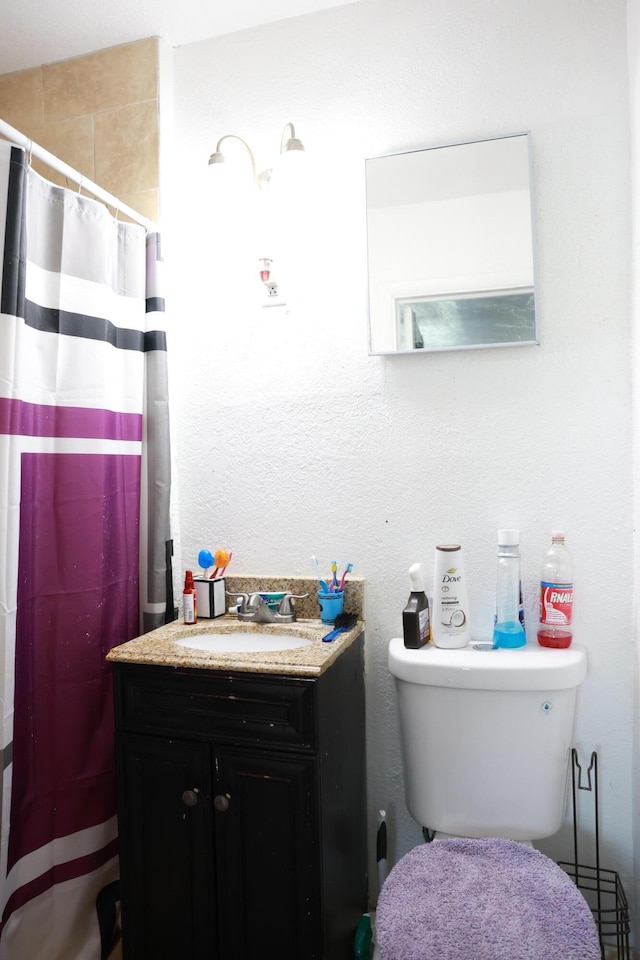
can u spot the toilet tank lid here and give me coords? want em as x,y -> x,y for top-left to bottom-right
388,639 -> 587,691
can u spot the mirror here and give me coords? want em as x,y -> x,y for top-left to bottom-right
366,133 -> 537,355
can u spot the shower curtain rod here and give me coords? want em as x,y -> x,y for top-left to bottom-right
0,117 -> 156,231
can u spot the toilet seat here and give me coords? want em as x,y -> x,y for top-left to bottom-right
376,838 -> 601,960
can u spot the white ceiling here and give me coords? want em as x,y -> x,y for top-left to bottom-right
0,0 -> 355,75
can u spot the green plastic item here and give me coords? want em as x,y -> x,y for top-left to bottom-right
353,913 -> 373,958
258,591 -> 286,610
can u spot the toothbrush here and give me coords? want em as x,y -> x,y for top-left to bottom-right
331,560 -> 338,592
211,548 -> 231,578
311,555 -> 330,593
197,549 -> 213,579
339,562 -> 353,592
218,550 -> 232,578
322,612 -> 357,641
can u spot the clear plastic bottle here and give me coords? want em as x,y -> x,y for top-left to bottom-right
538,531 -> 573,648
493,529 -> 526,649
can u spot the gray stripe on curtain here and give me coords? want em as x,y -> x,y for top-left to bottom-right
142,232 -> 173,631
143,345 -> 172,612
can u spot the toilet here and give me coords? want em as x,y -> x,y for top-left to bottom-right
372,639 -> 601,960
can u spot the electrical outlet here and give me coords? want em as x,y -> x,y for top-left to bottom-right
261,282 -> 287,309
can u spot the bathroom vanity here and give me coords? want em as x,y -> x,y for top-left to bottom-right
108,617 -> 367,960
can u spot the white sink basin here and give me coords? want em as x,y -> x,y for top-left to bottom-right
173,632 -> 315,653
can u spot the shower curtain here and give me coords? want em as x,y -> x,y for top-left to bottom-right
0,141 -> 172,958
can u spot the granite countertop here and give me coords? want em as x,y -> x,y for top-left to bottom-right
106,616 -> 364,678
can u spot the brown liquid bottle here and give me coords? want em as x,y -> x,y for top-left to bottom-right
402,563 -> 430,649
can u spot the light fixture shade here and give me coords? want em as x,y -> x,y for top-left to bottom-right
208,135 -> 257,183
280,122 -> 305,157
282,136 -> 305,154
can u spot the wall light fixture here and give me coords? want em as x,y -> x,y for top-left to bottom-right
207,122 -> 305,190
207,123 -> 305,308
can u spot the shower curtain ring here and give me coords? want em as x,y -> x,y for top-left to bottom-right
78,175 -> 83,196
27,139 -> 33,167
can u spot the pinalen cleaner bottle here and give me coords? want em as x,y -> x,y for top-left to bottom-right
538,531 -> 573,648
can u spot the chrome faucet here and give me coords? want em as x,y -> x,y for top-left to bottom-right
228,592 -> 309,625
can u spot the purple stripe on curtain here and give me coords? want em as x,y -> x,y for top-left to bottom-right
8,452 -> 140,873
0,398 -> 142,441
1,837 -> 119,929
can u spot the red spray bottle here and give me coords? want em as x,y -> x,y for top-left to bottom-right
183,570 -> 197,625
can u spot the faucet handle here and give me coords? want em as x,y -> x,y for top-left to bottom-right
226,591 -> 249,614
276,593 -> 309,621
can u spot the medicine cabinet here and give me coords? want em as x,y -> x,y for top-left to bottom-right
366,132 -> 538,355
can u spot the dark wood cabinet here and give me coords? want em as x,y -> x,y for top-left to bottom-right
111,634 -> 367,960
117,733 -> 216,958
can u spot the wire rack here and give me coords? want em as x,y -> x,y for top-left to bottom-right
558,750 -> 631,960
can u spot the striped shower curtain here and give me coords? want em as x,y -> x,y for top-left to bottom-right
0,141 -> 172,958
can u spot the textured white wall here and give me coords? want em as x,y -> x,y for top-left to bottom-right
165,0 -> 634,917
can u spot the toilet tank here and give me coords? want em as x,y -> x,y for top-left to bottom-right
388,640 -> 587,841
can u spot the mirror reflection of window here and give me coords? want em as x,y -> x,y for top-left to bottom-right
396,290 -> 536,351
366,133 -> 538,355
397,306 -> 424,350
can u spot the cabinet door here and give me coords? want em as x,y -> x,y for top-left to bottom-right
213,748 -> 321,960
117,733 -> 216,960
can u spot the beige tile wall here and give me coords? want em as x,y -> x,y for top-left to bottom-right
0,37 -> 159,223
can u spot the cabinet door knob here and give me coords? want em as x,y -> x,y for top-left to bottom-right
182,789 -> 200,807
214,794 -> 230,813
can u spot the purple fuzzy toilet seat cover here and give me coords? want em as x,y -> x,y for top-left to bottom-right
376,838 -> 601,960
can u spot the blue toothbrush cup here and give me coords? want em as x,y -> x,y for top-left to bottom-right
317,590 -> 344,624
